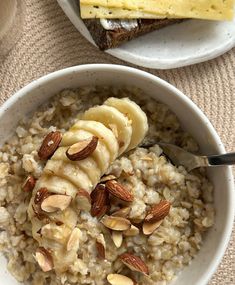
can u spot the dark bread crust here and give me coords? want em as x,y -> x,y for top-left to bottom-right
83,19 -> 183,50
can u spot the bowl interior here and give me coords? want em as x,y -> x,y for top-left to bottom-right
0,65 -> 233,285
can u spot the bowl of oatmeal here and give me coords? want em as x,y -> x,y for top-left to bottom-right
0,64 -> 234,285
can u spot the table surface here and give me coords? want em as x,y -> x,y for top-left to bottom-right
0,0 -> 234,284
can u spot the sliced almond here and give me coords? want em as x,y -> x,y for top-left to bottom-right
91,184 -> 110,218
35,247 -> 53,272
123,225 -> 139,237
34,188 -> 50,205
105,180 -> 134,202
120,253 -> 149,275
75,188 -> 91,212
143,220 -> 163,235
145,200 -> 171,223
41,194 -> 72,212
112,207 -> 131,218
38,131 -> 62,160
111,231 -> 123,248
100,174 -> 117,183
96,241 -> 105,259
22,175 -> 36,192
101,215 -> 131,231
67,228 -> 82,251
107,274 -> 134,285
66,136 -> 98,161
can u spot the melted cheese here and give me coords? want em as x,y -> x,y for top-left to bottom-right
80,0 -> 234,20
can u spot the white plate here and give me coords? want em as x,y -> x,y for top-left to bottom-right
57,0 -> 235,69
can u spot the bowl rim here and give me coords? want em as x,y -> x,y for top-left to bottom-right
0,63 -> 234,285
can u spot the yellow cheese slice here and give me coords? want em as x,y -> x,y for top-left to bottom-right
80,0 -> 234,20
80,4 -> 166,19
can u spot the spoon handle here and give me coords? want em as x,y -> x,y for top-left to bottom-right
207,152 -> 235,166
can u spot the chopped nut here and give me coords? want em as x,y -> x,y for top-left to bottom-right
100,174 -> 117,183
107,274 -> 134,285
120,253 -> 149,275
35,247 -> 53,272
67,228 -> 82,251
101,215 -> 131,231
38,131 -> 62,160
75,188 -> 91,212
41,194 -> 72,212
112,207 -> 130,218
143,220 -> 163,235
66,136 -> 98,161
123,225 -> 139,237
22,175 -> 36,192
111,231 -> 123,248
34,188 -> 50,205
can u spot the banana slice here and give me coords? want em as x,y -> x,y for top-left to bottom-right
83,105 -> 132,155
61,129 -> 111,173
71,120 -> 119,161
104,97 -> 148,151
44,160 -> 93,192
36,174 -> 78,198
52,146 -> 101,186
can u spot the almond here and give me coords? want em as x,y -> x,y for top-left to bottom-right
143,220 -> 163,235
105,180 -> 134,202
112,207 -> 130,218
107,274 -> 134,285
145,200 -> 171,223
66,136 -> 98,161
96,241 -> 105,259
111,231 -> 123,248
123,225 -> 139,237
91,184 -> 110,218
74,188 -> 91,212
100,174 -> 117,183
38,131 -> 62,160
67,228 -> 82,251
35,247 -> 53,272
41,194 -> 72,212
119,253 -> 149,275
22,175 -> 36,192
101,215 -> 131,231
34,188 -> 50,205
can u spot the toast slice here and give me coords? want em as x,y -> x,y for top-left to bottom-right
83,19 -> 183,50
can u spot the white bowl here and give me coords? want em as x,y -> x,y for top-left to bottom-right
0,64 -> 234,285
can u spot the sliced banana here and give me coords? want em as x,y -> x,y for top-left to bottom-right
71,120 -> 119,161
83,105 -> 132,155
36,174 -> 78,198
44,160 -> 93,192
104,97 -> 148,151
61,129 -> 110,173
52,146 -> 101,186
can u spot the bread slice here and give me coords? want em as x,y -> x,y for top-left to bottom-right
83,19 -> 183,50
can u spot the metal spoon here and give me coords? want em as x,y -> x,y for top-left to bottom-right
142,142 -> 235,172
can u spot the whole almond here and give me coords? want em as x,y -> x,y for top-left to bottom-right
101,215 -> 131,231
75,188 -> 91,212
112,207 -> 130,218
107,274 -> 134,285
143,220 -> 163,235
66,136 -> 98,161
145,200 -> 171,223
22,175 -> 36,192
91,184 -> 110,218
41,194 -> 72,212
38,131 -> 62,160
35,247 -> 53,272
34,188 -> 50,205
105,180 -> 134,202
120,253 -> 149,275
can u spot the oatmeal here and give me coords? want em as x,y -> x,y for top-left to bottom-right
0,87 -> 214,285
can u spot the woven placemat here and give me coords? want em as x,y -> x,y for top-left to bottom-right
0,0 -> 234,284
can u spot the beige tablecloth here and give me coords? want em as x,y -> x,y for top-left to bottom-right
0,0 -> 234,284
